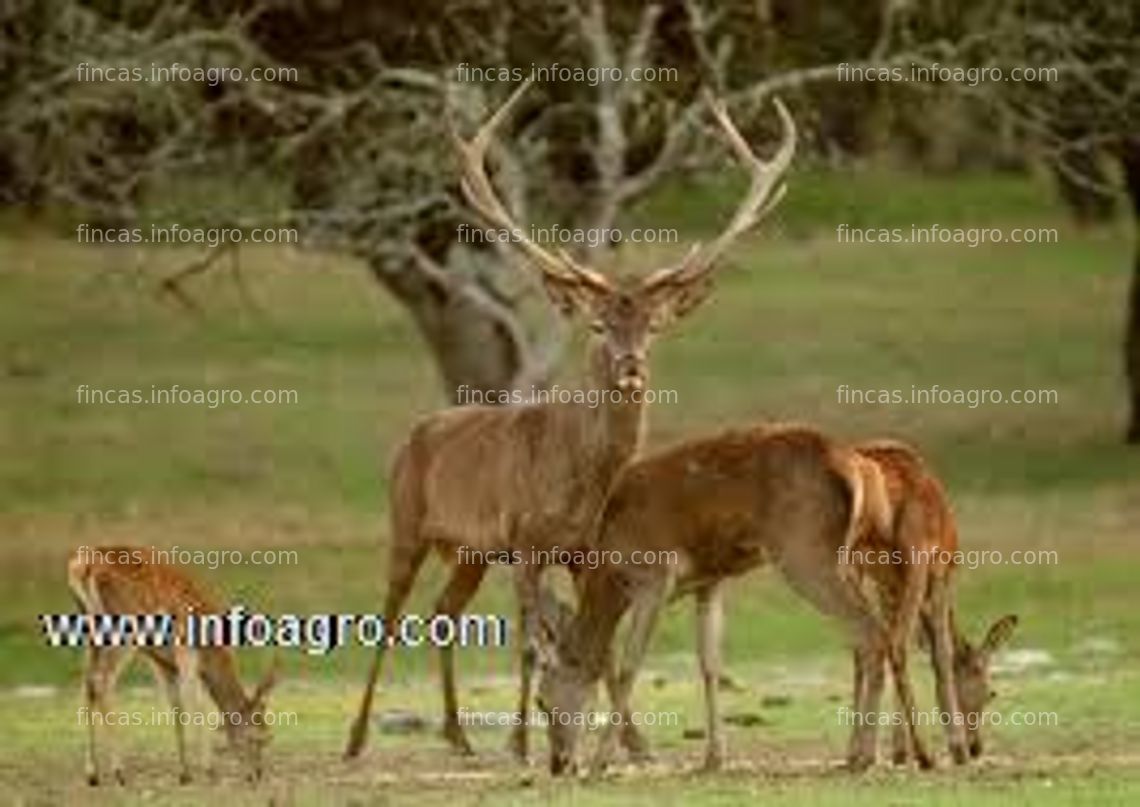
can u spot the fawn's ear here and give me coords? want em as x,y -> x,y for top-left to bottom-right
251,654 -> 281,707
980,614 -> 1019,659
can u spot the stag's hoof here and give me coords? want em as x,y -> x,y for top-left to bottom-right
915,749 -> 936,771
891,748 -> 910,766
950,742 -> 970,765
845,752 -> 875,773
86,773 -> 100,787
178,770 -> 192,785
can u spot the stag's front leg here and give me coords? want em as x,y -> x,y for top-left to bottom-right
509,565 -> 541,762
695,583 -> 726,771
435,562 -> 488,755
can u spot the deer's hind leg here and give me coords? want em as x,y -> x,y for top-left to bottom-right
925,572 -> 968,764
886,556 -> 935,769
777,553 -> 888,771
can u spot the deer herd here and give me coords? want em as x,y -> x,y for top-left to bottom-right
70,82 -> 1017,784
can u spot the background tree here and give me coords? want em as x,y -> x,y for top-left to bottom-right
2,0 -> 1134,431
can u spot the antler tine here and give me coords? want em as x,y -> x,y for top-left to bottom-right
452,81 -> 610,290
649,93 -> 796,288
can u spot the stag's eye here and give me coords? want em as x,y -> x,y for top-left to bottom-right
589,320 -> 605,334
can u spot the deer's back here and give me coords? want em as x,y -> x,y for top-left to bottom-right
599,424 -> 855,582
854,440 -> 959,560
68,545 -> 221,617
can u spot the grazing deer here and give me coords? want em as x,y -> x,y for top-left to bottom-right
67,545 -> 277,785
845,440 -> 1018,765
537,423 -> 915,775
537,432 -> 1018,775
344,81 -> 796,762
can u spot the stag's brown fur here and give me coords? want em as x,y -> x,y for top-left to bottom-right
67,545 -> 277,785
345,83 -> 796,762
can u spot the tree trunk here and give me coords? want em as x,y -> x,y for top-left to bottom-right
365,222 -> 545,406
1120,141 -> 1140,443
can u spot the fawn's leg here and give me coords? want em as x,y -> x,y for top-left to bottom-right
83,646 -> 131,786
155,650 -> 195,784
885,561 -> 934,769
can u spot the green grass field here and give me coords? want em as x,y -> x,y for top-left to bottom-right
2,169 -> 1139,804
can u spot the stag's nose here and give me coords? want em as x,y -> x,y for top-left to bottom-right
613,354 -> 646,392
616,372 -> 644,393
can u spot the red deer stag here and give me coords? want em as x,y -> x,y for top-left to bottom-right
344,81 -> 797,762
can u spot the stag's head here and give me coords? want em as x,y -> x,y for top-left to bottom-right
954,614 -> 1018,757
453,81 -> 796,398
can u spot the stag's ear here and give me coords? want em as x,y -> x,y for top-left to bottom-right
648,274 -> 715,331
642,252 -> 717,331
980,614 -> 1019,659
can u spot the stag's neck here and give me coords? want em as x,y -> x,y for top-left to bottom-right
574,347 -> 647,470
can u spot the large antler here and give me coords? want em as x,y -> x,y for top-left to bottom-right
645,91 -> 797,290
452,81 -> 611,292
